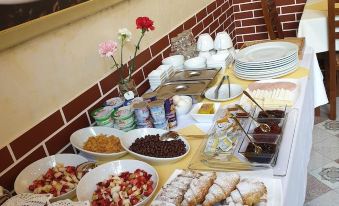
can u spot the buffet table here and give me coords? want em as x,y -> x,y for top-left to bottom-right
297,0 -> 338,53
98,46 -> 327,206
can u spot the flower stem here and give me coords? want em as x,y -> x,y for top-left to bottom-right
120,37 -> 124,82
111,55 -> 123,82
129,30 -> 146,81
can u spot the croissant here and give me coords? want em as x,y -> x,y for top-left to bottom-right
230,178 -> 267,206
202,173 -> 240,206
181,172 -> 216,206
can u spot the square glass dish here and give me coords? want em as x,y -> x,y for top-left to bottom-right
200,104 -> 254,161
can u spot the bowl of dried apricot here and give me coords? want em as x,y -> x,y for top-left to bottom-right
70,126 -> 127,160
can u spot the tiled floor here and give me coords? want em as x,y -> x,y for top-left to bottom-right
304,118 -> 339,205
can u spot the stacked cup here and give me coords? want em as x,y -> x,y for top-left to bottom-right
197,33 -> 215,60
148,100 -> 168,130
133,102 -> 154,128
112,105 -> 136,132
214,31 -> 235,60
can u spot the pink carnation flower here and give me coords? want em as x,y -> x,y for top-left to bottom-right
98,40 -> 118,57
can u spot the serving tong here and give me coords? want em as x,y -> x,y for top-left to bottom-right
231,115 -> 263,154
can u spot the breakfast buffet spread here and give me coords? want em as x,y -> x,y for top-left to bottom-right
3,30 -> 311,206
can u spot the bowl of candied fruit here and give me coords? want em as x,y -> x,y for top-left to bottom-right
14,154 -> 88,202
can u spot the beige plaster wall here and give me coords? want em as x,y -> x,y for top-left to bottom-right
0,0 -> 212,147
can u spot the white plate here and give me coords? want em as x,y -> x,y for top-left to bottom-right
14,154 -> 88,202
235,50 -> 297,66
235,53 -> 298,69
235,60 -> 298,75
76,160 -> 158,206
151,169 -> 283,206
204,84 -> 243,101
236,42 -> 298,64
120,128 -> 190,164
235,63 -> 297,77
70,127 -> 127,160
189,103 -> 221,123
234,65 -> 297,80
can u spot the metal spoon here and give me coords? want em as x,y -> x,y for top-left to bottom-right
215,75 -> 226,99
242,91 -> 273,118
231,116 -> 263,154
159,131 -> 179,141
235,104 -> 271,133
159,131 -> 207,141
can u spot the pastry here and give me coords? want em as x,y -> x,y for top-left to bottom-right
181,172 -> 216,206
152,170 -> 201,206
202,173 -> 240,206
230,178 -> 267,206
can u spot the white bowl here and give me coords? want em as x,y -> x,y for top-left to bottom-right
162,55 -> 184,66
70,126 -> 127,160
76,160 -> 158,206
120,128 -> 190,164
14,154 -> 88,202
197,33 -> 214,51
190,103 -> 221,123
204,84 -> 243,102
174,96 -> 193,116
214,32 -> 233,50
184,57 -> 207,69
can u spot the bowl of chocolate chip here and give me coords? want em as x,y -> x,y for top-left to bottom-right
121,128 -> 190,164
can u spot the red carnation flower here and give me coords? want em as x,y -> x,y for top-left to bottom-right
136,17 -> 155,31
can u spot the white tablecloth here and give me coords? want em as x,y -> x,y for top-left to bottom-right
297,0 -> 339,53
174,46 -> 328,206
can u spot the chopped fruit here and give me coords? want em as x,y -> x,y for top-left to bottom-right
91,169 -> 154,206
28,163 -> 85,197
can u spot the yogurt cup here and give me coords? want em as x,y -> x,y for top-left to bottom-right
105,97 -> 124,109
116,117 -> 135,129
114,105 -> 133,119
133,102 -> 150,122
91,106 -> 114,122
154,120 -> 169,130
149,100 -> 166,123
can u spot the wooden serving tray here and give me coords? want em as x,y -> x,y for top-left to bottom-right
241,37 -> 305,60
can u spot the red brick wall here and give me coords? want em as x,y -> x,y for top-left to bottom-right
233,0 -> 306,48
0,0 -> 306,191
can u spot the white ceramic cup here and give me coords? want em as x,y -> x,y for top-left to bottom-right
199,51 -> 212,59
197,33 -> 214,51
214,32 -> 233,50
184,56 -> 206,69
162,55 -> 184,66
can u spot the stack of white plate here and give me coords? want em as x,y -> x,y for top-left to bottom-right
206,52 -> 232,69
234,42 -> 299,80
148,65 -> 175,90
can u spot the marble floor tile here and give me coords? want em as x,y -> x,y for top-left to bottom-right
312,135 -> 339,160
312,125 -> 336,144
305,190 -> 339,206
316,120 -> 339,136
308,151 -> 332,171
310,161 -> 339,189
305,174 -> 331,203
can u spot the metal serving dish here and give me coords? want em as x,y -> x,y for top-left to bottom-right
169,68 -> 221,82
156,80 -> 210,102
